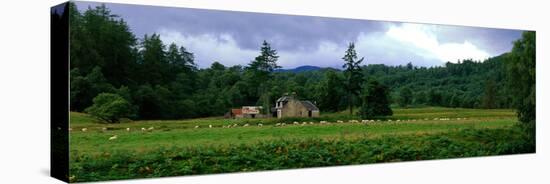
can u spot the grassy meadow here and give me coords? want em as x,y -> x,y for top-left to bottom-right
68,107 -> 533,182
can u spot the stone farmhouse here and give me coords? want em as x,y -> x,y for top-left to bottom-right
274,93 -> 320,118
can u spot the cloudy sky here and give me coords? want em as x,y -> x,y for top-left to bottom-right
75,1 -> 524,69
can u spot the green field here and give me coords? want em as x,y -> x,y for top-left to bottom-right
69,107 -> 533,182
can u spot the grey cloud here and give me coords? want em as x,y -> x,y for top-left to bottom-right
430,25 -> 523,55
74,1 -> 524,68
75,1 -> 388,51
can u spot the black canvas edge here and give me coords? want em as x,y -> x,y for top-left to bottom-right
51,1 -> 70,183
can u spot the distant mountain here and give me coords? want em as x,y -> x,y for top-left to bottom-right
275,65 -> 340,73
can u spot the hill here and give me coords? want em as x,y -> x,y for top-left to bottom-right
275,65 -> 339,73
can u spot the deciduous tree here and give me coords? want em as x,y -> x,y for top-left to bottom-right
85,93 -> 133,123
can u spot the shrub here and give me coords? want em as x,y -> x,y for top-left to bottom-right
85,93 -> 133,123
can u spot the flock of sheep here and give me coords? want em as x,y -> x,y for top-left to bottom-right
71,117 -> 468,141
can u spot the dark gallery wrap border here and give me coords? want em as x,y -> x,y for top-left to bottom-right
51,2 -> 70,182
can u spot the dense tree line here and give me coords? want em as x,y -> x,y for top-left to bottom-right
363,55 -> 514,109
69,3 -> 533,122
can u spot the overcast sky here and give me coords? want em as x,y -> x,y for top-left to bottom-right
75,1 -> 524,69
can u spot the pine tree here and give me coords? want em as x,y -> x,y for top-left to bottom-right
342,42 -> 364,115
359,80 -> 392,119
247,40 -> 280,115
318,70 -> 343,112
140,34 -> 167,85
248,40 -> 280,75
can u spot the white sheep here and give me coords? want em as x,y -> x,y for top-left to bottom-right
309,122 -> 314,125
108,135 -> 118,140
337,120 -> 344,123
293,121 -> 299,125
258,123 -> 263,127
320,121 -> 327,124
81,128 -> 87,132
396,119 -> 401,122
126,128 -> 130,131
361,120 -> 368,123
147,127 -> 154,131
275,123 -> 281,126
209,125 -> 212,128
194,125 -> 199,129
281,123 -> 286,126
388,119 -> 392,122
141,127 -> 146,131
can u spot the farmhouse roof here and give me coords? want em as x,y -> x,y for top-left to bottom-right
231,108 -> 242,115
276,95 -> 292,102
300,101 -> 319,111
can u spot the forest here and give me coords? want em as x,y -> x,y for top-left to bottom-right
68,3 -> 534,123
